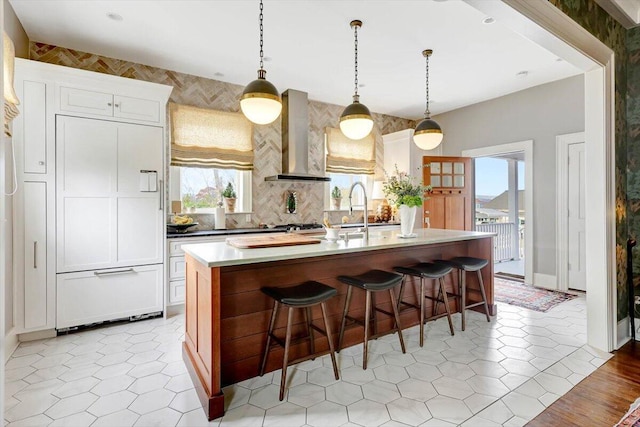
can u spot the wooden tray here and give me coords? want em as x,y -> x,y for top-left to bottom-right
226,233 -> 321,249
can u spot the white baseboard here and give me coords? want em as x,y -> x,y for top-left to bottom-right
167,304 -> 185,318
4,328 -> 19,363
18,329 -> 56,342
533,273 -> 557,290
617,316 -> 632,349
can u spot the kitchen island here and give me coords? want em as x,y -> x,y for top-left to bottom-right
181,228 -> 495,420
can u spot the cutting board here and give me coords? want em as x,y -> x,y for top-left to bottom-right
226,233 -> 322,249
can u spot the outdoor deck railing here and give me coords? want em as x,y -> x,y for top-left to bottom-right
476,222 -> 517,262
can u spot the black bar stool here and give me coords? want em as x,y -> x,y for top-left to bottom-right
394,262 -> 455,347
260,281 -> 339,401
337,269 -> 406,370
436,257 -> 491,330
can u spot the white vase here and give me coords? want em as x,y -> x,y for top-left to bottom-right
399,205 -> 417,236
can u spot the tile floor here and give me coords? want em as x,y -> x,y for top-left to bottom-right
4,295 -> 610,427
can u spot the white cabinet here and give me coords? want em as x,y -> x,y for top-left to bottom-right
23,182 -> 50,330
57,264 -> 163,329
12,58 -> 172,334
22,81 -> 48,174
166,235 -> 227,306
56,116 -> 164,272
60,87 -> 161,123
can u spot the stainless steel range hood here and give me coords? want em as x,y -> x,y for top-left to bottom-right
265,89 -> 331,182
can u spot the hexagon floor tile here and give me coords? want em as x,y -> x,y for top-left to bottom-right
5,295 -> 612,426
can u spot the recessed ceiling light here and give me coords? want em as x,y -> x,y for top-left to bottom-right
483,17 -> 495,25
516,70 -> 529,78
106,12 -> 123,21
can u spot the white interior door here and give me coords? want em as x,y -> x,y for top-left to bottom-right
568,142 -> 586,291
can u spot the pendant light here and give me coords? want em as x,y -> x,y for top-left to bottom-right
413,49 -> 443,150
240,0 -> 282,125
339,20 -> 374,140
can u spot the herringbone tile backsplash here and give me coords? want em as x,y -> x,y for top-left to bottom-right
31,42 -> 415,228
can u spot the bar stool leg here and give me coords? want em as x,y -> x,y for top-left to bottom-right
460,269 -> 467,331
260,300 -> 279,376
320,302 -> 340,380
439,277 -> 455,336
419,277 -> 425,347
338,286 -> 353,352
477,270 -> 491,322
371,292 -> 378,337
396,275 -> 407,311
305,307 -> 316,356
388,288 -> 406,354
363,290 -> 372,370
279,307 -> 295,401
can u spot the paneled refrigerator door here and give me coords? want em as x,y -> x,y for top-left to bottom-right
116,123 -> 164,265
57,116 -> 164,272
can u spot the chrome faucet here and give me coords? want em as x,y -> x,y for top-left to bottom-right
348,181 -> 369,242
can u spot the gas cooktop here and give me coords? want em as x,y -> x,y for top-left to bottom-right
272,223 -> 323,232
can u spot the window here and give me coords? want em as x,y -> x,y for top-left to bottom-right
170,166 -> 251,213
327,173 -> 371,211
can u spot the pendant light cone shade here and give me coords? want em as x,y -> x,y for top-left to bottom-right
241,70 -> 282,125
340,20 -> 373,140
241,0 -> 282,125
414,49 -> 443,150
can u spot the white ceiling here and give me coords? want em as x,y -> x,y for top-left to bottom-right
9,0 -> 583,120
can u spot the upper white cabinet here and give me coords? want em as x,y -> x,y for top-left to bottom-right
22,81 -> 48,174
60,87 -> 161,123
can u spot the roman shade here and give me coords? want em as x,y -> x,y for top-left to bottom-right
170,103 -> 254,170
325,127 -> 375,175
4,32 -> 20,137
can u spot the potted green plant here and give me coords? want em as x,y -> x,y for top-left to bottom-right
331,186 -> 342,210
222,182 -> 237,213
383,165 -> 431,236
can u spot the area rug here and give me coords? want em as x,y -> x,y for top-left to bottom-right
616,397 -> 640,426
494,277 -> 577,312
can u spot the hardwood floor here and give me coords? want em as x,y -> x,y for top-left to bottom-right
527,340 -> 640,426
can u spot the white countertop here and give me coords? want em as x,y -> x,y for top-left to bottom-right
182,228 -> 495,268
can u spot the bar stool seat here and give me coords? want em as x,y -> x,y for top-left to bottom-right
394,262 -> 455,347
435,257 -> 491,330
260,281 -> 339,401
337,269 -> 406,370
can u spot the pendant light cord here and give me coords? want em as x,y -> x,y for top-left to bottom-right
354,23 -> 359,98
259,0 -> 264,71
424,53 -> 430,119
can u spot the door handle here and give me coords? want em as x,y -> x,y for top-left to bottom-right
159,179 -> 164,211
33,241 -> 37,269
94,268 -> 135,276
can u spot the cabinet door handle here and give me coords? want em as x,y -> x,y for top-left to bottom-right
114,103 -> 120,108
33,241 -> 37,269
94,268 -> 134,276
159,179 -> 164,211
107,102 -> 112,107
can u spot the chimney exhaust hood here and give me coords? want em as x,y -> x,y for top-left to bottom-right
264,89 -> 331,182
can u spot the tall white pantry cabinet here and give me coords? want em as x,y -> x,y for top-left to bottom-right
12,59 -> 172,334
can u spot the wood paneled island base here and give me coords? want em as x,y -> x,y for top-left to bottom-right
180,229 -> 495,420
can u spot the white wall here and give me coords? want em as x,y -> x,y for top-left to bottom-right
433,75 -> 585,277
